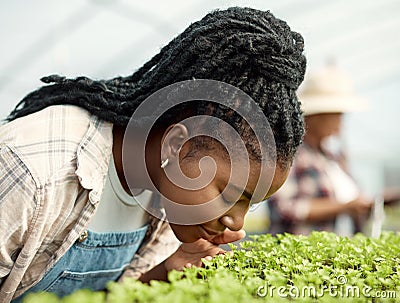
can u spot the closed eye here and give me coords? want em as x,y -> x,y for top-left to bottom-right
221,194 -> 236,206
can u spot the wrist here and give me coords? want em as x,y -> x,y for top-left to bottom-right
344,200 -> 357,214
165,246 -> 181,272
139,260 -> 168,283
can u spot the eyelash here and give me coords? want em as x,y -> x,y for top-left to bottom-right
221,195 -> 268,211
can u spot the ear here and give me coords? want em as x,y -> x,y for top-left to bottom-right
161,123 -> 189,162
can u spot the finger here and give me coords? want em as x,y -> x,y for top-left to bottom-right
211,229 -> 246,245
204,255 -> 213,261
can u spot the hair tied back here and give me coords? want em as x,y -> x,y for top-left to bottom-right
40,75 -> 66,84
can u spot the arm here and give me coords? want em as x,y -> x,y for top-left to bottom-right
139,261 -> 168,283
305,196 -> 371,222
138,229 -> 245,283
273,189 -> 371,224
0,146 -> 36,285
383,187 -> 400,206
271,166 -> 371,224
119,221 -> 180,282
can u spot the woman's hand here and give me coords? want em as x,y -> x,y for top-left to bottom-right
346,195 -> 372,217
165,229 -> 245,271
139,229 -> 245,283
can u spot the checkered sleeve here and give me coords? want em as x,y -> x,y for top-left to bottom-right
0,145 -> 38,283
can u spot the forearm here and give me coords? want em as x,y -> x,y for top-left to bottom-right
305,198 -> 349,222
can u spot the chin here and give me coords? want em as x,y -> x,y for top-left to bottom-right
169,223 -> 201,243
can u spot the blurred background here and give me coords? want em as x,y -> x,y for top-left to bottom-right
1,0 -> 399,231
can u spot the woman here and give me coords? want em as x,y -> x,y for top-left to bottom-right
268,64 -> 372,236
0,7 -> 306,302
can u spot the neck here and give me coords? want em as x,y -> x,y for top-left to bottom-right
112,125 -> 162,193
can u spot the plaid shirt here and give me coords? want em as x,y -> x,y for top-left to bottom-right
0,105 -> 179,302
268,143 -> 337,235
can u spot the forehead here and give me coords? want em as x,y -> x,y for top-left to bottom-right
308,113 -> 343,120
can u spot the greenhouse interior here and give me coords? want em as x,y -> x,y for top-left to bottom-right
1,1 -> 399,302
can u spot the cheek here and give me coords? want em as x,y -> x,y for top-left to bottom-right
328,117 -> 342,134
161,161 -> 221,206
321,125 -> 336,137
160,157 -> 218,206
163,185 -> 217,206
265,167 -> 291,198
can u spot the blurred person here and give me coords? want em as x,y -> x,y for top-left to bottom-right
268,63 -> 373,236
0,7 -> 307,302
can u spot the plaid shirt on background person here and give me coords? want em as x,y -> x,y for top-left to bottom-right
0,105 -> 180,302
268,143 -> 338,235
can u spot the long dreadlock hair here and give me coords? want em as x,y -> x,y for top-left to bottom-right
7,7 -> 306,166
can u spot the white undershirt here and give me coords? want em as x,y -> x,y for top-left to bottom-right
87,154 -> 150,232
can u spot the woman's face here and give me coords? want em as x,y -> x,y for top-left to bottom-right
159,147 -> 289,243
305,113 -> 343,139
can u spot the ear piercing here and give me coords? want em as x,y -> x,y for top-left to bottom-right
161,158 -> 169,168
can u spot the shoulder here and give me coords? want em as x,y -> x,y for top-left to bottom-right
0,105 -> 93,144
0,105 -> 113,186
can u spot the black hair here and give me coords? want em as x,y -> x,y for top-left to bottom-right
7,7 -> 306,165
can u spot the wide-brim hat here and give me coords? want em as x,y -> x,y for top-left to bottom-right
298,64 -> 368,116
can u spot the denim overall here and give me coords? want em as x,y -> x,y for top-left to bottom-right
13,225 -> 148,302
